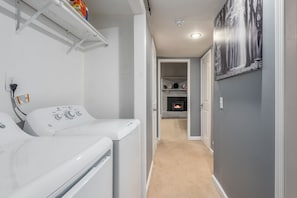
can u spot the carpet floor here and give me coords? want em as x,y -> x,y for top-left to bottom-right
147,119 -> 220,198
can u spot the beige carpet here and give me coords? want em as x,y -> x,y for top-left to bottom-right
147,119 -> 220,198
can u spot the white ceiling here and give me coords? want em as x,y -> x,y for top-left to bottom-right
148,0 -> 226,57
84,0 -> 143,15
84,0 -> 131,15
85,0 -> 226,57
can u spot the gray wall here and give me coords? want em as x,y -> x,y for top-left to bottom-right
213,0 -> 275,197
284,0 -> 297,197
158,57 -> 201,137
190,58 -> 201,137
161,63 -> 187,77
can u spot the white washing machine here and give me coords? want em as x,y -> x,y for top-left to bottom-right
0,112 -> 113,198
24,105 -> 141,198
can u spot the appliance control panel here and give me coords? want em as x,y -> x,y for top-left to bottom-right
24,105 -> 96,136
52,106 -> 83,121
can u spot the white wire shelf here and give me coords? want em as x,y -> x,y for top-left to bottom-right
17,0 -> 108,53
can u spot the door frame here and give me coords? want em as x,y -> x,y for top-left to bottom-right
200,49 -> 213,152
151,40 -> 158,157
275,0 -> 284,197
157,59 -> 191,140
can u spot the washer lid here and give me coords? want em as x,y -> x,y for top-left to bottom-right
0,135 -> 112,198
58,119 -> 140,140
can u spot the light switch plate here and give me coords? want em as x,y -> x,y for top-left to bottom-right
219,97 -> 223,110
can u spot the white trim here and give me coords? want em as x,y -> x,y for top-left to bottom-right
151,39 -> 158,157
210,148 -> 214,155
186,59 -> 191,140
275,0 -> 285,197
157,59 -> 161,141
212,175 -> 229,198
158,59 -> 190,63
200,49 -> 213,151
188,136 -> 201,141
200,138 -> 214,154
146,161 -> 154,193
187,136 -> 215,156
157,59 -> 191,140
134,14 -> 147,198
207,145 -> 214,154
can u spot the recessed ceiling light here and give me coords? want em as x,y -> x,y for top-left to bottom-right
190,32 -> 202,39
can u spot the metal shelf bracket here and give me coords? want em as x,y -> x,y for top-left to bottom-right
67,36 -> 88,54
16,0 -> 54,33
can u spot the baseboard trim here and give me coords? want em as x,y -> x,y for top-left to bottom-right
146,161 -> 154,193
202,140 -> 214,154
212,175 -> 229,198
209,147 -> 214,154
188,136 -> 201,140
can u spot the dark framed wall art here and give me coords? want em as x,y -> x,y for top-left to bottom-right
214,0 -> 263,80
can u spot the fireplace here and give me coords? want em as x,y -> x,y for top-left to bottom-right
167,97 -> 187,111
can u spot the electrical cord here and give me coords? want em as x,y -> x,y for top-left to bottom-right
10,89 -> 27,116
10,93 -> 23,122
9,84 -> 27,123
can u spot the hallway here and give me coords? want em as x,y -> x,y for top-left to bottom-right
147,119 -> 220,198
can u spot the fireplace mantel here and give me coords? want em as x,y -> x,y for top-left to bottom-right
161,77 -> 188,118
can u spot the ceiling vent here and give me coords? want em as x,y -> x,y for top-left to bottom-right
175,19 -> 185,27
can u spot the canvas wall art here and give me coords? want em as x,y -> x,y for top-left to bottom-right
214,0 -> 263,80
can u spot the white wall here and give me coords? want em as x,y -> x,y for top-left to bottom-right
84,15 -> 134,119
84,27 -> 120,118
0,1 -> 84,121
0,0 -> 136,121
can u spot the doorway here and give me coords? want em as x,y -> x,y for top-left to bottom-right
148,57 -> 218,198
157,59 -> 191,140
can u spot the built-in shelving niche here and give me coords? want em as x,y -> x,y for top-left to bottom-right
15,0 -> 108,53
161,77 -> 187,92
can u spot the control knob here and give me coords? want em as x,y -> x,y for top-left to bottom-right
54,113 -> 63,120
65,110 -> 76,119
0,123 -> 6,129
76,111 -> 82,116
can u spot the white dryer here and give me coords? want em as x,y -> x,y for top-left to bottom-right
24,105 -> 141,198
0,112 -> 113,198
